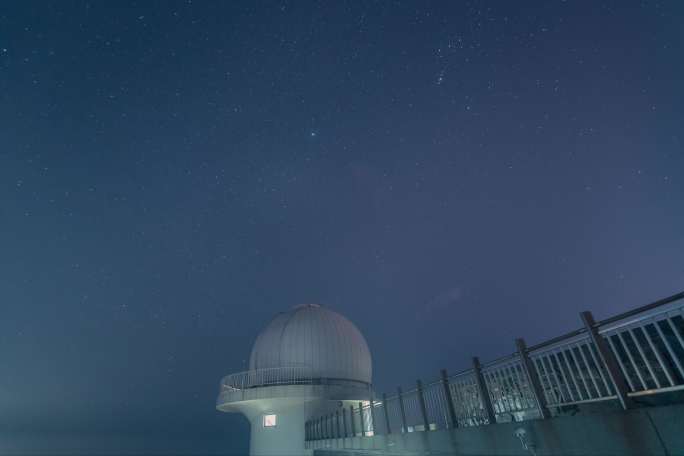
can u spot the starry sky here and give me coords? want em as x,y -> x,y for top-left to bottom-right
1,1 -> 683,454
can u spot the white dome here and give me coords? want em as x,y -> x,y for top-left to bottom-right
249,304 -> 372,385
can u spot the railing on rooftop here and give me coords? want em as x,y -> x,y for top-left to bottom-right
305,291 -> 684,442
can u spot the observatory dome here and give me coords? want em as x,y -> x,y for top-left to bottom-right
249,304 -> 372,385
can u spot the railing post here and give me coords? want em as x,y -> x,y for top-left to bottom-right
382,393 -> 392,434
581,311 -> 634,410
330,413 -> 334,439
397,386 -> 408,433
472,356 -> 496,424
358,401 -> 366,436
350,404 -> 356,436
516,338 -> 551,419
324,415 -> 328,439
416,379 -> 430,431
343,405 -> 348,437
368,394 -> 377,435
440,369 -> 458,429
336,410 -> 341,438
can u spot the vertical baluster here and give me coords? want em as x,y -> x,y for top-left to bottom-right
509,364 -> 528,409
516,339 -> 550,419
560,349 -> 586,400
629,327 -> 661,388
655,319 -> 684,380
472,357 -> 496,424
544,354 -> 567,403
666,317 -> 684,352
645,321 -> 678,387
493,369 -> 511,413
568,345 -> 593,398
616,331 -> 647,390
349,404 -> 356,437
587,340 -> 617,395
581,311 -> 634,409
505,366 -> 522,410
493,368 -> 511,412
358,402 -> 365,437
382,393 -> 392,434
536,355 -> 559,405
497,368 -> 513,412
441,369 -> 458,429
453,380 -> 467,425
369,394 -> 376,435
343,405 -> 348,438
509,364 -> 527,410
417,380 -> 430,431
484,370 -> 501,414
576,343 -> 602,398
397,387 -> 408,433
550,351 -> 575,402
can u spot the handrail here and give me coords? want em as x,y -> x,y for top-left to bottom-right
220,366 -> 314,390
528,291 -> 684,352
481,352 -> 518,368
596,291 -> 684,327
219,366 -> 373,393
526,328 -> 586,352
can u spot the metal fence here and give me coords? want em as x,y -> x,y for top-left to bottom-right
305,291 -> 684,441
220,366 -> 313,391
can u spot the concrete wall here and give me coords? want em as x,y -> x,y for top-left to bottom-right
310,403 -> 684,456
244,397 -> 365,456
218,383 -> 373,456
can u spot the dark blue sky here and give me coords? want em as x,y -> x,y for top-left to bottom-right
1,1 -> 683,453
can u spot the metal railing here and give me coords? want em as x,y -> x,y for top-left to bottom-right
305,291 -> 684,441
220,366 -> 314,391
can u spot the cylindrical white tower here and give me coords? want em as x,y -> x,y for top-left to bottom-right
216,304 -> 373,456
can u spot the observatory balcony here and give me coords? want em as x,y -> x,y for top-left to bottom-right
217,366 -> 372,407
220,366 -> 315,391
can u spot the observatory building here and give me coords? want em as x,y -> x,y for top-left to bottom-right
216,304 -> 373,456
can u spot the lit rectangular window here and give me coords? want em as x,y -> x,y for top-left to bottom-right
263,414 -> 277,427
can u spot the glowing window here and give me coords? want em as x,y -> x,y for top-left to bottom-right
263,414 -> 277,427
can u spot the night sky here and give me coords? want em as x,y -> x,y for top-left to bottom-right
2,1 -> 683,453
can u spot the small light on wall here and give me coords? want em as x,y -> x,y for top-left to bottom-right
263,414 -> 277,427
